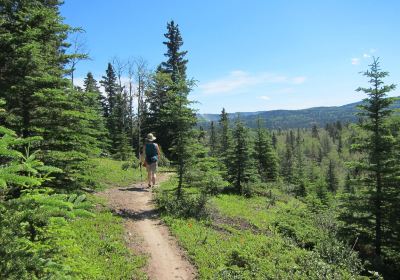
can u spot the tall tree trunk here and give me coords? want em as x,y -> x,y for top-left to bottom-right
375,171 -> 382,256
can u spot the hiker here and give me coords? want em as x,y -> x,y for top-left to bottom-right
142,133 -> 161,188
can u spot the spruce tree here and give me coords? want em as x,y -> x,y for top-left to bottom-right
159,20 -> 188,82
83,72 -> 108,152
293,129 -> 307,196
254,119 -> 278,182
209,121 -> 217,156
0,0 -> 71,137
272,132 -> 278,149
100,63 -> 119,119
227,119 -> 258,194
162,76 -> 196,198
342,58 -> 398,265
0,0 -> 103,189
326,159 -> 339,192
146,21 -> 189,157
281,132 -> 294,183
218,108 -> 231,157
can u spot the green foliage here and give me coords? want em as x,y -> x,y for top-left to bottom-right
0,187 -> 92,279
159,20 -> 188,82
227,119 -> 259,194
100,63 -> 133,160
86,158 -> 145,189
254,119 -> 279,182
68,203 -> 147,280
340,58 -> 399,278
158,177 -> 367,279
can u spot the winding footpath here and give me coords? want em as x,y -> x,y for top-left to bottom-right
97,174 -> 196,280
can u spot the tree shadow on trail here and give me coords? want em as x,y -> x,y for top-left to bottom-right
119,186 -> 149,192
114,208 -> 159,221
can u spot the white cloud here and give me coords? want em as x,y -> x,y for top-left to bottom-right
351,58 -> 360,65
73,77 -> 85,89
292,76 -> 306,84
199,71 -> 305,95
363,53 -> 371,58
276,87 -> 295,94
259,95 -> 270,100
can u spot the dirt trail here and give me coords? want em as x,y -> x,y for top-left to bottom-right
97,173 -> 196,280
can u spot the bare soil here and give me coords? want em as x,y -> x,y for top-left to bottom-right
97,173 -> 197,280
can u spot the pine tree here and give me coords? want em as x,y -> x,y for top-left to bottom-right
209,121 -> 217,156
159,20 -> 188,82
326,159 -> 339,192
343,57 -> 398,263
145,71 -> 173,155
162,76 -> 197,198
0,0 -> 103,189
100,63 -> 119,119
146,21 -> 189,158
293,129 -> 307,196
312,124 -> 320,139
0,0 -> 71,137
218,108 -> 231,158
100,63 -> 132,158
227,119 -> 258,194
82,72 -> 108,151
254,119 -> 278,181
281,132 -> 294,183
271,132 -> 278,150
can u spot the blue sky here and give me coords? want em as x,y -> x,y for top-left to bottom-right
61,0 -> 400,113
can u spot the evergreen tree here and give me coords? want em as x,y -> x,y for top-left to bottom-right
0,0 -> 103,189
145,71 -> 173,155
227,119 -> 258,194
146,21 -> 189,157
100,63 -> 132,158
254,119 -> 278,182
272,132 -> 278,149
218,108 -> 231,158
312,124 -> 320,139
162,76 -> 197,198
159,20 -> 188,82
342,58 -> 398,266
293,129 -> 307,196
0,0 -> 71,137
100,63 -> 119,119
326,159 -> 339,192
281,132 -> 294,183
209,121 -> 217,156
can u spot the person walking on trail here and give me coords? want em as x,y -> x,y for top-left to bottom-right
142,133 -> 161,188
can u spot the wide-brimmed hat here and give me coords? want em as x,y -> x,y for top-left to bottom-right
146,133 -> 156,142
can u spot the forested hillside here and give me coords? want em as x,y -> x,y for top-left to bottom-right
1,1 -> 399,280
198,98 -> 400,129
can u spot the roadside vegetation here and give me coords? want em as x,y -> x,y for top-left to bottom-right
1,1 -> 399,279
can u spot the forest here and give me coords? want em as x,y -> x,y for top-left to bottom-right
0,1 -> 399,279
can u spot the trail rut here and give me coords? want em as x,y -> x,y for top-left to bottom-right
97,174 -> 196,280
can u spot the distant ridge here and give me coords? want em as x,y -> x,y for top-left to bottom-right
197,97 -> 400,129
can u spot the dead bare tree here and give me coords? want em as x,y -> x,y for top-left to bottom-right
68,30 -> 89,87
133,57 -> 150,163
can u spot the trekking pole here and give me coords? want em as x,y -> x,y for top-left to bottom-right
137,71 -> 143,187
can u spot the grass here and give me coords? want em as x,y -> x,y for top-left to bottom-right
61,158 -> 148,279
67,196 -> 147,280
88,157 -> 146,189
157,179 -> 368,280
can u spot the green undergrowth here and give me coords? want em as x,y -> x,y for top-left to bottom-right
157,179 -> 369,279
67,195 -> 147,280
88,158 -> 146,189
59,158 -> 147,279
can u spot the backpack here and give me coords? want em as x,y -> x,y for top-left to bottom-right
145,143 -> 158,163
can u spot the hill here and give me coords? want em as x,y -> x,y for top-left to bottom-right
197,97 -> 400,129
